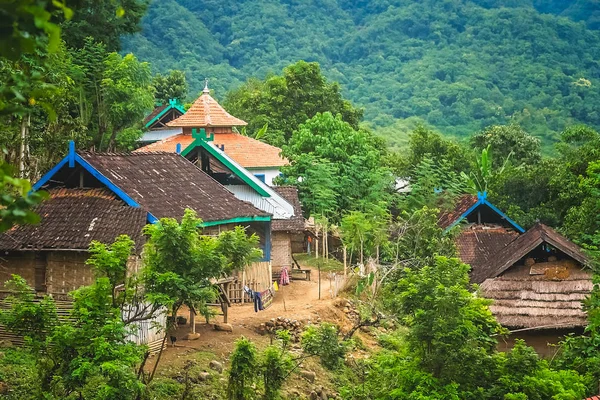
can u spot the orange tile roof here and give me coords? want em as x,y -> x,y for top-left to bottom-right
167,92 -> 247,128
135,133 -> 288,169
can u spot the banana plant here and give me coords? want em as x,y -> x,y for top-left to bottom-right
461,145 -> 512,194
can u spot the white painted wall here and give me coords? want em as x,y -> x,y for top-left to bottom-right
247,168 -> 281,186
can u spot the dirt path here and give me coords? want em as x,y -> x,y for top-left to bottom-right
149,266 -> 347,371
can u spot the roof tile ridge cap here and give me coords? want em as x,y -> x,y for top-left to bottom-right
203,93 -> 212,126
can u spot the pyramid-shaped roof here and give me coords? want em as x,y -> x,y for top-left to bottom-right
167,88 -> 247,128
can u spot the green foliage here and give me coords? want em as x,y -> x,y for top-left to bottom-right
388,207 -> 457,268
401,156 -> 468,211
261,346 -> 293,400
142,209 -> 224,316
152,70 -> 188,104
461,145 -> 511,194
100,52 -> 154,150
281,112 -> 391,220
301,323 -> 347,370
61,0 -> 149,52
124,1 -> 600,147
385,257 -> 502,385
341,207 -> 390,263
470,124 -> 541,166
227,337 -> 258,400
87,235 -> 136,288
399,125 -> 471,176
216,226 -> 263,274
0,161 -> 47,231
0,0 -> 74,60
0,273 -> 146,399
0,275 -> 57,347
224,61 -> 364,146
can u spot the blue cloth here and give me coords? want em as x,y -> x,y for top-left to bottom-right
253,291 -> 263,312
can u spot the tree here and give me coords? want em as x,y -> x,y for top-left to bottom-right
143,209 -> 262,380
61,0 -> 149,52
152,70 -> 188,104
470,124 -> 541,166
462,145 -> 512,194
280,112 -> 391,221
385,257 -> 502,386
227,337 -> 258,400
0,161 -> 47,232
0,236 -> 148,399
100,52 -> 154,150
225,61 -> 364,146
399,125 -> 471,176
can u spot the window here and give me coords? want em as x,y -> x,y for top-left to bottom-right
254,174 -> 266,183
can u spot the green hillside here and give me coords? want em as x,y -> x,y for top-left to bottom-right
123,0 -> 600,148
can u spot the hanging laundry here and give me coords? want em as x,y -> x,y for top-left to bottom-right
244,285 -> 264,313
279,267 -> 290,286
273,281 -> 279,291
253,291 -> 263,312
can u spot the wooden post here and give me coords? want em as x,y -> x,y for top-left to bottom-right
318,260 -> 321,300
343,245 -> 347,276
190,309 -> 196,334
315,238 -> 319,260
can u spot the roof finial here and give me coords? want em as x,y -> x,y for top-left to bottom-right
203,78 -> 210,94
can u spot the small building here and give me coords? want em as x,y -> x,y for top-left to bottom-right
271,186 -> 305,269
139,99 -> 187,145
0,142 -> 273,302
480,223 -> 591,355
438,192 -> 525,283
135,84 -> 287,185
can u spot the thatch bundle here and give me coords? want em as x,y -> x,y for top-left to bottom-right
480,262 -> 592,329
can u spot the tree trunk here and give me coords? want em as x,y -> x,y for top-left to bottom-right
343,246 -> 347,276
19,115 -> 29,178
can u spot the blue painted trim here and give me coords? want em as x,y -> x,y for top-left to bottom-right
254,174 -> 266,183
68,141 -> 75,167
32,156 -> 69,191
176,143 -> 182,154
263,221 -> 271,262
445,193 -> 524,233
445,200 -> 481,231
482,199 -> 525,233
147,213 -> 158,224
73,154 -> 141,208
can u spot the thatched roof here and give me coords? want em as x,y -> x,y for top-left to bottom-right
487,223 -> 590,279
480,261 -> 592,329
480,225 -> 592,330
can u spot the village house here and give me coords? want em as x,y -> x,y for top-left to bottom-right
440,192 -> 592,355
139,98 -> 186,145
480,223 -> 591,355
0,142 -> 274,346
137,105 -> 305,272
137,83 -> 287,185
0,144 -> 271,294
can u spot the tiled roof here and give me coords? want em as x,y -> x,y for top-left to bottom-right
167,92 -> 247,128
585,396 -> 600,400
456,225 -> 520,284
134,133 -> 288,168
79,152 -> 270,223
143,104 -> 168,126
0,188 -> 147,251
487,223 -> 589,279
272,186 -> 305,232
438,195 -> 478,229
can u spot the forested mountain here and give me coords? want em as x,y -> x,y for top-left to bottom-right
125,0 -> 600,148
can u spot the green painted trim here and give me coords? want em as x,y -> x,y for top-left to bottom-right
181,133 -> 271,197
144,104 -> 186,129
200,215 -> 271,227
